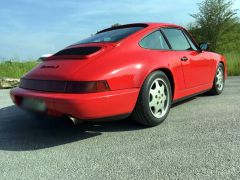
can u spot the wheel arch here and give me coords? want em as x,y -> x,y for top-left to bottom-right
218,54 -> 227,79
146,68 -> 175,99
218,61 -> 224,69
217,60 -> 227,80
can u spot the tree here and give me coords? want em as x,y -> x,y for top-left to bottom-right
190,0 -> 238,51
216,22 -> 240,52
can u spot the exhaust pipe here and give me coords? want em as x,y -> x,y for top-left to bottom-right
67,116 -> 84,125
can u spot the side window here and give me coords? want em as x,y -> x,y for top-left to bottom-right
139,31 -> 169,50
183,31 -> 198,51
161,28 -> 191,50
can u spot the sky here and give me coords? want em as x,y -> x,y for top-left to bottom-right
0,0 -> 239,60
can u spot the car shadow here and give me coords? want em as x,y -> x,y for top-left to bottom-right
0,105 -> 143,152
171,92 -> 210,108
0,93 -> 206,152
171,97 -> 196,108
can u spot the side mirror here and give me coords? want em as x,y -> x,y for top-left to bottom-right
199,43 -> 210,51
38,54 -> 53,61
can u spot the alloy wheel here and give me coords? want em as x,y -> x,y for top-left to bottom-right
216,66 -> 224,91
149,78 -> 170,118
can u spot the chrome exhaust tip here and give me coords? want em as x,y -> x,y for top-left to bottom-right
67,116 -> 84,125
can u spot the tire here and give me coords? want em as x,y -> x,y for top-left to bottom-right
131,71 -> 172,126
209,63 -> 225,95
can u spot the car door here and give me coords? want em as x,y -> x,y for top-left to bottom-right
161,28 -> 213,89
139,30 -> 186,92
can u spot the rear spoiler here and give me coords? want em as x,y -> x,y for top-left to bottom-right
38,54 -> 53,61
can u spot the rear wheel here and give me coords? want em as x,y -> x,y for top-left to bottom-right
131,71 -> 172,126
209,63 -> 225,95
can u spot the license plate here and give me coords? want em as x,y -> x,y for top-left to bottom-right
21,97 -> 46,112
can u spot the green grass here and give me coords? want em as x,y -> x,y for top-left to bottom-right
0,52 -> 239,79
0,61 -> 39,78
223,51 -> 240,76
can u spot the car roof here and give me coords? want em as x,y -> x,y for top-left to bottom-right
144,22 -> 182,28
97,22 -> 183,34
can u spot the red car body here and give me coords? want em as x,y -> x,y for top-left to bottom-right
10,23 -> 227,121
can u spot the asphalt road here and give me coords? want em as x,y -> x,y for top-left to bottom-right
0,77 -> 240,179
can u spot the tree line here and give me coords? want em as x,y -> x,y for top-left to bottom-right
189,0 -> 240,53
112,0 -> 239,54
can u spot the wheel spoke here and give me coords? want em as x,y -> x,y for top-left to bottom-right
150,89 -> 156,97
155,81 -> 161,90
149,99 -> 157,108
156,102 -> 164,113
162,93 -> 167,102
159,84 -> 165,94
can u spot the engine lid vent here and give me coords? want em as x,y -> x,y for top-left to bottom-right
53,46 -> 102,56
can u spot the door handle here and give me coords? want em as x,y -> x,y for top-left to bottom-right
181,56 -> 188,61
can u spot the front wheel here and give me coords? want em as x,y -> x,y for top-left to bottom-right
209,63 -> 225,95
131,71 -> 172,126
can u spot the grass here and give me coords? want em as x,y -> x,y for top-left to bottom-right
223,51 -> 240,76
0,61 -> 39,78
0,52 -> 239,79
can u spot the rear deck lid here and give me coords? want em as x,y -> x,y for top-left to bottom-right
47,46 -> 103,60
24,44 -> 114,80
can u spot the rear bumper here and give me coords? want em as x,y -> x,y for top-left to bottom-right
10,87 -> 139,119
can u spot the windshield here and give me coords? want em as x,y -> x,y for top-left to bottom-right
75,26 -> 146,45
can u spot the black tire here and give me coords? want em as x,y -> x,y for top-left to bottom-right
131,71 -> 172,126
209,63 -> 225,95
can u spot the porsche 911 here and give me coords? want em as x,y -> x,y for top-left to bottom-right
10,23 -> 227,126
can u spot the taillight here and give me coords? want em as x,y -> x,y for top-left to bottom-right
10,93 -> 22,105
20,78 -> 110,93
65,81 -> 110,93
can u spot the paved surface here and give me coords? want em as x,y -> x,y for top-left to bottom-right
0,77 -> 240,179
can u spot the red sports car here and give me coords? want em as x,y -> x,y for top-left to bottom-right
10,23 -> 227,126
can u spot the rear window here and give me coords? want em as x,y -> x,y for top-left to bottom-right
140,31 -> 169,50
75,25 -> 147,45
